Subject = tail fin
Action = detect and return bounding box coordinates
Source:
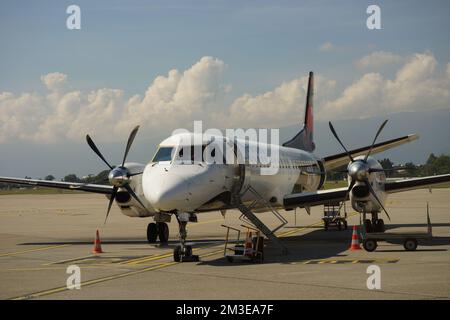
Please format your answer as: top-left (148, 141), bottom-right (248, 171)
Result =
top-left (282, 71), bottom-right (315, 151)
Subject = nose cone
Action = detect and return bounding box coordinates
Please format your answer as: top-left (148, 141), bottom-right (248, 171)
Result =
top-left (146, 174), bottom-right (189, 212)
top-left (348, 161), bottom-right (369, 181)
top-left (108, 167), bottom-right (129, 187)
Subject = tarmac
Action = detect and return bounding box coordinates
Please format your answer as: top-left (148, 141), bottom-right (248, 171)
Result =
top-left (0, 188), bottom-right (449, 300)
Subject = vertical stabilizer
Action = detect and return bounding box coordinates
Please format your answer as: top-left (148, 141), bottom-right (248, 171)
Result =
top-left (282, 71), bottom-right (315, 151)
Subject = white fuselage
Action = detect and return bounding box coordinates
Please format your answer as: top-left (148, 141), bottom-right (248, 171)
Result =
top-left (115, 132), bottom-right (324, 217)
top-left (114, 133), bottom-right (386, 218)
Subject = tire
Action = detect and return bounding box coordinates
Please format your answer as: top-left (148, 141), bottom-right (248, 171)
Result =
top-left (337, 221), bottom-right (342, 230)
top-left (363, 239), bottom-right (378, 252)
top-left (343, 220), bottom-right (348, 230)
top-left (404, 238), bottom-right (418, 251)
top-left (173, 245), bottom-right (181, 262)
top-left (147, 223), bottom-right (158, 243)
top-left (364, 219), bottom-right (373, 233)
top-left (324, 221), bottom-right (329, 231)
top-left (185, 245), bottom-right (193, 257)
top-left (158, 222), bottom-right (169, 243)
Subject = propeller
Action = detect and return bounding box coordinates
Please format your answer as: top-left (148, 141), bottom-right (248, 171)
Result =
top-left (328, 120), bottom-right (391, 221)
top-left (363, 178), bottom-right (391, 221)
top-left (328, 122), bottom-right (354, 162)
top-left (364, 119), bottom-right (388, 162)
top-left (86, 125), bottom-right (145, 224)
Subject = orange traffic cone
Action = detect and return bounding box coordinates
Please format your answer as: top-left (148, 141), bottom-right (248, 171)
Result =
top-left (244, 232), bottom-right (253, 257)
top-left (92, 229), bottom-right (103, 254)
top-left (349, 225), bottom-right (361, 250)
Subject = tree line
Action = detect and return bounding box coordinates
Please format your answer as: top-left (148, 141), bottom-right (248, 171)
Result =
top-left (0, 170), bottom-right (110, 190)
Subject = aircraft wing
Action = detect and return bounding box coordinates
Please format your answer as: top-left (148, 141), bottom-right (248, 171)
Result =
top-left (323, 134), bottom-right (419, 170)
top-left (283, 173), bottom-right (450, 208)
top-left (284, 187), bottom-right (348, 209)
top-left (0, 176), bottom-right (113, 195)
top-left (385, 174), bottom-right (450, 193)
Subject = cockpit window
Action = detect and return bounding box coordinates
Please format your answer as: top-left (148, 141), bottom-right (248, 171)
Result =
top-left (152, 147), bottom-right (174, 162)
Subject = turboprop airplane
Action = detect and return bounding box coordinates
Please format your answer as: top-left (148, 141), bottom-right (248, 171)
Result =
top-left (2, 72), bottom-right (450, 262)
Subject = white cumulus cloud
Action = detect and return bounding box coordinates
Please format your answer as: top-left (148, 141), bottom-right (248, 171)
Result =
top-left (321, 52), bottom-right (450, 120)
top-left (356, 51), bottom-right (404, 69)
top-left (1, 52), bottom-right (449, 144)
top-left (40, 72), bottom-right (68, 91)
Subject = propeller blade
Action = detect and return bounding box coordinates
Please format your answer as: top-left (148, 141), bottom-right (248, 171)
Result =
top-left (86, 134), bottom-right (114, 170)
top-left (105, 186), bottom-right (118, 224)
top-left (121, 125), bottom-right (140, 167)
top-left (364, 179), bottom-right (391, 221)
top-left (337, 178), bottom-right (355, 213)
top-left (128, 171), bottom-right (143, 177)
top-left (123, 184), bottom-right (147, 211)
top-left (364, 119), bottom-right (388, 162)
top-left (328, 122), bottom-right (354, 162)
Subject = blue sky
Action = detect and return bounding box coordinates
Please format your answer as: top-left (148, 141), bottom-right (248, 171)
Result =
top-left (0, 1), bottom-right (449, 178)
top-left (2, 0), bottom-right (449, 95)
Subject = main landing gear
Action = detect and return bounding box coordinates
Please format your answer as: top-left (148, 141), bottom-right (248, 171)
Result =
top-left (146, 222), bottom-right (169, 243)
top-left (363, 212), bottom-right (385, 233)
top-left (173, 213), bottom-right (199, 262)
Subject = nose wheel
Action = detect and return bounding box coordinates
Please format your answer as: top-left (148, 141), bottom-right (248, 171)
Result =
top-left (173, 214), bottom-right (199, 262)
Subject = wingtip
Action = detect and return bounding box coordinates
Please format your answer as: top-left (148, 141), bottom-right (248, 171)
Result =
top-left (408, 133), bottom-right (420, 141)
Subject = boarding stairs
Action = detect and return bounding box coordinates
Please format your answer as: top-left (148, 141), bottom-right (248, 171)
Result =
top-left (234, 185), bottom-right (289, 254)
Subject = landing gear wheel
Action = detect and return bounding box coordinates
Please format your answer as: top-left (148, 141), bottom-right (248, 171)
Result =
top-left (363, 239), bottom-right (378, 252)
top-left (403, 238), bottom-right (418, 251)
top-left (157, 222), bottom-right (169, 243)
top-left (173, 215), bottom-right (199, 262)
top-left (184, 245), bottom-right (193, 257)
top-left (364, 219), bottom-right (373, 233)
top-left (146, 223), bottom-right (157, 243)
top-left (173, 245), bottom-right (181, 262)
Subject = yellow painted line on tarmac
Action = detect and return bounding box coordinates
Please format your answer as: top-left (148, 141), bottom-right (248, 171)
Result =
top-left (9, 247), bottom-right (224, 300)
top-left (0, 266), bottom-right (109, 272)
top-left (44, 254), bottom-right (96, 266)
top-left (0, 244), bottom-right (70, 258)
top-left (119, 252), bottom-right (173, 265)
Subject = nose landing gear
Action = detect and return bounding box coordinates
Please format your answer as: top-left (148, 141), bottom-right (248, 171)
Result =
top-left (173, 213), bottom-right (199, 262)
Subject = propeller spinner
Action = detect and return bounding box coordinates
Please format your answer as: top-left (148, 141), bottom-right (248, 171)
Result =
top-left (86, 125), bottom-right (145, 224)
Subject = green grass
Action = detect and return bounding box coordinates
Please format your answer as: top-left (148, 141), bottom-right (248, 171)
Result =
top-left (323, 180), bottom-right (348, 189)
top-left (0, 188), bottom-right (84, 195)
top-left (434, 182), bottom-right (450, 189)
